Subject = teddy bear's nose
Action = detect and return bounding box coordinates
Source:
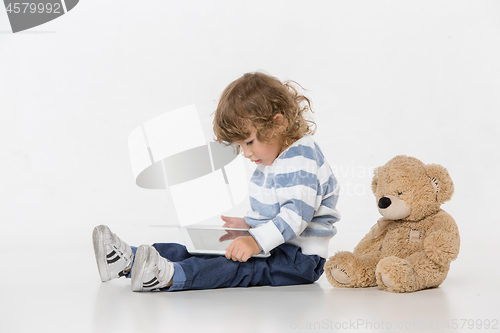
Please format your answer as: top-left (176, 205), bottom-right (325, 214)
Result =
top-left (378, 197), bottom-right (392, 209)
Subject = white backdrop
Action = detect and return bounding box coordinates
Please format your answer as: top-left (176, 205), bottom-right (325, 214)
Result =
top-left (2, 0), bottom-right (499, 243)
top-left (1, 0), bottom-right (499, 325)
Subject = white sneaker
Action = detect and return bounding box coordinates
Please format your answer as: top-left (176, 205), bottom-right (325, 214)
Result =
top-left (92, 225), bottom-right (134, 282)
top-left (131, 245), bottom-right (174, 292)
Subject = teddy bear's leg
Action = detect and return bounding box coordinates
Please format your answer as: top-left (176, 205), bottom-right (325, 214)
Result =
top-left (330, 266), bottom-right (351, 284)
top-left (376, 253), bottom-right (449, 293)
top-left (375, 257), bottom-right (417, 293)
top-left (325, 251), bottom-right (381, 288)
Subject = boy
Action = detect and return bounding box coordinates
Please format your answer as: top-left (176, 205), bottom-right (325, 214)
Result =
top-left (93, 72), bottom-right (340, 291)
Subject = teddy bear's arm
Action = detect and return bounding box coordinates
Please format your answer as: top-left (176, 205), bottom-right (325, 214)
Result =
top-left (353, 227), bottom-right (386, 255)
top-left (423, 213), bottom-right (460, 266)
top-left (353, 223), bottom-right (387, 256)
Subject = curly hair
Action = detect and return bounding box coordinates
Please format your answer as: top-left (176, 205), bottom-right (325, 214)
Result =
top-left (213, 72), bottom-right (316, 152)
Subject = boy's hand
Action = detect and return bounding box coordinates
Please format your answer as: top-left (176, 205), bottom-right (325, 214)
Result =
top-left (221, 215), bottom-right (250, 229)
top-left (225, 236), bottom-right (262, 262)
top-left (219, 230), bottom-right (250, 242)
top-left (219, 216), bottom-right (252, 242)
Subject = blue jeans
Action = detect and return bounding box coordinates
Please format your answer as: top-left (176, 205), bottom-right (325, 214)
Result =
top-left (129, 243), bottom-right (325, 291)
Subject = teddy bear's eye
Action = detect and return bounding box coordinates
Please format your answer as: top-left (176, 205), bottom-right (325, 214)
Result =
top-left (397, 191), bottom-right (403, 196)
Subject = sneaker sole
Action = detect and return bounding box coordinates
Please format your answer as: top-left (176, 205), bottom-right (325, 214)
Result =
top-left (131, 245), bottom-right (151, 292)
top-left (92, 225), bottom-right (111, 282)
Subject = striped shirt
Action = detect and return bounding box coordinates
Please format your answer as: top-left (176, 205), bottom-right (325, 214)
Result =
top-left (246, 135), bottom-right (340, 258)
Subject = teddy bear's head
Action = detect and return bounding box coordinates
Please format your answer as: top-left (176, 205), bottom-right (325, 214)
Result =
top-left (371, 155), bottom-right (454, 221)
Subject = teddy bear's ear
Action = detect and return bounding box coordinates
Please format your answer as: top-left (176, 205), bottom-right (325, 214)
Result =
top-left (371, 166), bottom-right (381, 194)
top-left (425, 164), bottom-right (454, 204)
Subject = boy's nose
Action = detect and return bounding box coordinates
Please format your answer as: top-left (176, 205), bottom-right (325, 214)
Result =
top-left (242, 148), bottom-right (252, 159)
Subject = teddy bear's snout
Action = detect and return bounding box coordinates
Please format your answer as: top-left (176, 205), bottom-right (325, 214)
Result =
top-left (378, 197), bottom-right (392, 209)
top-left (377, 194), bottom-right (411, 220)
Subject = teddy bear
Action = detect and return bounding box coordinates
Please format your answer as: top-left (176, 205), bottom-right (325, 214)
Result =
top-left (325, 155), bottom-right (460, 293)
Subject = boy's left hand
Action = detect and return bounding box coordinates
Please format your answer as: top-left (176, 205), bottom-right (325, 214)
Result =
top-left (225, 236), bottom-right (262, 262)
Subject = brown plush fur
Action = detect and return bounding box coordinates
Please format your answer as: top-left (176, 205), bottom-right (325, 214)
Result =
top-left (325, 155), bottom-right (460, 293)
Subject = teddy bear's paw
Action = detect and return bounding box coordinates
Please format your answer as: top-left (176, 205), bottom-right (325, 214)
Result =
top-left (376, 257), bottom-right (419, 293)
top-left (424, 231), bottom-right (460, 266)
top-left (330, 266), bottom-right (351, 284)
top-left (324, 251), bottom-right (378, 288)
top-left (324, 253), bottom-right (357, 287)
top-left (379, 272), bottom-right (395, 288)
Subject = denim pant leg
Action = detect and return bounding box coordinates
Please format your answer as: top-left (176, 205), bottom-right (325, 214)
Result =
top-left (151, 243), bottom-right (325, 291)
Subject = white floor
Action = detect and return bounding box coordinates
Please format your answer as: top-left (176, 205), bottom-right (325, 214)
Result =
top-left (1, 223), bottom-right (498, 333)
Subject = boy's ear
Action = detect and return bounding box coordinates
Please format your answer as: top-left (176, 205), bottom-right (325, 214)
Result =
top-left (273, 114), bottom-right (287, 130)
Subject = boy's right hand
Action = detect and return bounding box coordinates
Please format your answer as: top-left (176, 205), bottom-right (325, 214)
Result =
top-left (219, 216), bottom-right (251, 242)
top-left (220, 216), bottom-right (250, 229)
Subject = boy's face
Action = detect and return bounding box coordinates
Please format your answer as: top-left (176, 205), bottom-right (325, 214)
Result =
top-left (235, 129), bottom-right (283, 166)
